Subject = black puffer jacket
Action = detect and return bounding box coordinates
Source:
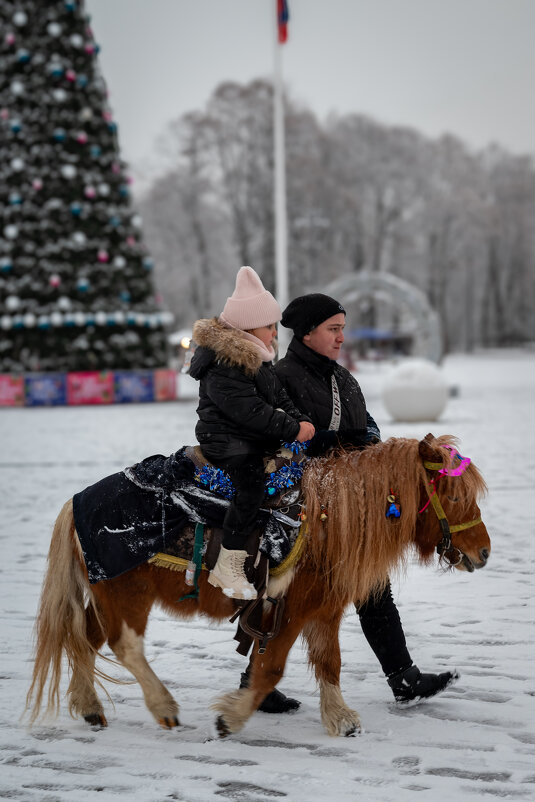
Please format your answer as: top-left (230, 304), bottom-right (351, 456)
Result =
top-left (189, 319), bottom-right (310, 460)
top-left (275, 336), bottom-right (380, 455)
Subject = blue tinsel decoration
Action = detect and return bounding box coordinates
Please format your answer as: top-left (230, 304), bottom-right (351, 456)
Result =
top-left (194, 441), bottom-right (309, 500)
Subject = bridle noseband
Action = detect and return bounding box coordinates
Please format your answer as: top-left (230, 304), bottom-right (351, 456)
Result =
top-left (421, 447), bottom-right (482, 566)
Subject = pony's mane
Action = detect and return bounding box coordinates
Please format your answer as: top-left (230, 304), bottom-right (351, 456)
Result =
top-left (300, 435), bottom-right (487, 607)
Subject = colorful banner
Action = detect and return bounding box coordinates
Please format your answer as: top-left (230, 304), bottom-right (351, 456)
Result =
top-left (154, 369), bottom-right (177, 401)
top-left (114, 371), bottom-right (155, 403)
top-left (67, 371), bottom-right (114, 405)
top-left (0, 375), bottom-right (25, 407)
top-left (25, 374), bottom-right (67, 406)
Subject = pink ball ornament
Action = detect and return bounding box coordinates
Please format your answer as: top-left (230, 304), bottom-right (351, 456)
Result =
top-left (126, 236), bottom-right (136, 247)
top-left (111, 162), bottom-right (121, 174)
top-left (32, 178), bottom-right (43, 190)
top-left (76, 131), bottom-right (88, 144)
top-left (97, 249), bottom-right (109, 263)
top-left (84, 185), bottom-right (96, 199)
top-left (5, 32), bottom-right (16, 46)
top-left (1, 108), bottom-right (9, 120)
top-left (66, 69), bottom-right (76, 82)
top-left (49, 274), bottom-right (61, 288)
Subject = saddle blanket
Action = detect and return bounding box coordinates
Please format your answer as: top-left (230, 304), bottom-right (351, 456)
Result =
top-left (73, 448), bottom-right (301, 584)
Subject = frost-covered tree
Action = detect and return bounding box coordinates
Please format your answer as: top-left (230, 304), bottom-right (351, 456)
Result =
top-left (0, 0), bottom-right (169, 372)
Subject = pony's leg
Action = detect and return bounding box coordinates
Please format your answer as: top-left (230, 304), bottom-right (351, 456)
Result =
top-left (302, 613), bottom-right (361, 737)
top-left (212, 614), bottom-right (304, 737)
top-left (67, 603), bottom-right (107, 727)
top-left (109, 620), bottom-right (180, 729)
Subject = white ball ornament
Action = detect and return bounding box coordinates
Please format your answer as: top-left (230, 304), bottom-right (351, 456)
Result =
top-left (382, 359), bottom-right (449, 422)
top-left (1, 315), bottom-right (13, 330)
top-left (13, 11), bottom-right (28, 26)
top-left (72, 231), bottom-right (86, 245)
top-left (6, 295), bottom-right (21, 311)
top-left (58, 296), bottom-right (72, 310)
top-left (4, 224), bottom-right (19, 239)
top-left (53, 88), bottom-right (67, 102)
top-left (10, 80), bottom-right (24, 95)
top-left (61, 164), bottom-right (77, 179)
top-left (131, 214), bottom-right (142, 228)
top-left (10, 157), bottom-right (25, 171)
top-left (23, 313), bottom-right (36, 328)
top-left (47, 22), bottom-right (62, 37)
top-left (113, 255), bottom-right (126, 269)
top-left (98, 183), bottom-right (110, 196)
top-left (95, 311), bottom-right (107, 326)
top-left (50, 311), bottom-right (63, 327)
top-left (70, 33), bottom-right (84, 48)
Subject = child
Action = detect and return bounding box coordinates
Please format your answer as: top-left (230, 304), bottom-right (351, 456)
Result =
top-left (189, 266), bottom-right (315, 600)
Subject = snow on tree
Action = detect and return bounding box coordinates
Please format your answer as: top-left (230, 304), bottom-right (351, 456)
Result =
top-left (0, 0), bottom-right (171, 372)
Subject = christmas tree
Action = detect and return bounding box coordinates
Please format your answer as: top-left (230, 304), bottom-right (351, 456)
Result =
top-left (0, 0), bottom-right (171, 373)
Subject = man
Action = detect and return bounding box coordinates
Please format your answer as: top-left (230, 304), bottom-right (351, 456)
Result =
top-left (241, 293), bottom-right (457, 713)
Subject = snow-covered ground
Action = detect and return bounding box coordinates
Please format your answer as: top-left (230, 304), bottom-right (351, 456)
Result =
top-left (1, 349), bottom-right (534, 802)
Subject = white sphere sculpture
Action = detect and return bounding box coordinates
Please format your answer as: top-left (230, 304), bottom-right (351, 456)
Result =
top-left (382, 359), bottom-right (448, 422)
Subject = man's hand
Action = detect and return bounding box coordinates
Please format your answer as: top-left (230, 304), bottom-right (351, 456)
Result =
top-left (296, 421), bottom-right (315, 442)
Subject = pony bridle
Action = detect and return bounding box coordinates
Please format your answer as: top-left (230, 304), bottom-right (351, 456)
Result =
top-left (421, 445), bottom-right (482, 567)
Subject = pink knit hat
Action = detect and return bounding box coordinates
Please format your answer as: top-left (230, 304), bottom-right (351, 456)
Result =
top-left (219, 266), bottom-right (281, 330)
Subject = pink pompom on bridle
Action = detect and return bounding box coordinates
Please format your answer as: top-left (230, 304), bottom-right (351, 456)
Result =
top-left (438, 444), bottom-right (471, 476)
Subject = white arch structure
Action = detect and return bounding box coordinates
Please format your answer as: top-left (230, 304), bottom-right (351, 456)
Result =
top-left (324, 271), bottom-right (442, 363)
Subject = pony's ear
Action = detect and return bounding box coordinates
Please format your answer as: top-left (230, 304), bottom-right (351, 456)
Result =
top-left (418, 435), bottom-right (438, 464)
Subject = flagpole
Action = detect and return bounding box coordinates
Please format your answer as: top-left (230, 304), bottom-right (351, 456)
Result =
top-left (273, 1), bottom-right (289, 356)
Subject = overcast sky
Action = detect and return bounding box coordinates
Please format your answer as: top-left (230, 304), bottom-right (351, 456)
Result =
top-left (86, 0), bottom-right (534, 188)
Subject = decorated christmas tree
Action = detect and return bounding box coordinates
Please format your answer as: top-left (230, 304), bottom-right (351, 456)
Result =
top-left (0, 0), bottom-right (171, 373)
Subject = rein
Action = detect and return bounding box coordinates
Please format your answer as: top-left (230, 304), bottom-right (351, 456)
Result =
top-left (421, 454), bottom-right (482, 566)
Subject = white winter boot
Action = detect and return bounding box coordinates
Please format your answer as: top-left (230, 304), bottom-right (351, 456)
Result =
top-left (208, 546), bottom-right (257, 600)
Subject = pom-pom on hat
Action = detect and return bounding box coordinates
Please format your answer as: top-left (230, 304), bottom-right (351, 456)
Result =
top-left (281, 293), bottom-right (346, 339)
top-left (220, 266), bottom-right (281, 331)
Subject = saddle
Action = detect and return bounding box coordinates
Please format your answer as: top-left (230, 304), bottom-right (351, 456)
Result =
top-left (149, 445), bottom-right (307, 654)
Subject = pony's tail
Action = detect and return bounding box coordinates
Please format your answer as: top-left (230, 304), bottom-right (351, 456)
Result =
top-left (25, 499), bottom-right (98, 725)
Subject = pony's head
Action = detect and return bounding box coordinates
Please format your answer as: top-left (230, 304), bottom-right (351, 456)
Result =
top-left (300, 433), bottom-right (490, 607)
top-left (415, 433), bottom-right (490, 572)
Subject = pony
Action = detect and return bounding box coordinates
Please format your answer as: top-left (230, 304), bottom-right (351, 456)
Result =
top-left (26, 434), bottom-right (490, 738)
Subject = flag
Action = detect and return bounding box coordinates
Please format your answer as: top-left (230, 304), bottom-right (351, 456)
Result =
top-left (277, 0), bottom-right (289, 44)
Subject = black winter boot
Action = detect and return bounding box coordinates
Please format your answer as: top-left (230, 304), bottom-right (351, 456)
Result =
top-left (387, 665), bottom-right (459, 705)
top-left (240, 669), bottom-right (301, 714)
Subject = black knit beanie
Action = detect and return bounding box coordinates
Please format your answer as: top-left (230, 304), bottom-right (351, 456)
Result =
top-left (281, 294), bottom-right (346, 339)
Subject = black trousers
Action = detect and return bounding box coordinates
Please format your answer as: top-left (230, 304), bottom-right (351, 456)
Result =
top-left (208, 453), bottom-right (266, 551)
top-left (356, 582), bottom-right (412, 677)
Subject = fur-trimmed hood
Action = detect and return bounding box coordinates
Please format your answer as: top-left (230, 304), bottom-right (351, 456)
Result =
top-left (190, 317), bottom-right (265, 378)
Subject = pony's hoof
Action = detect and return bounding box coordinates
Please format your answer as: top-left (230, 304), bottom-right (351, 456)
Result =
top-left (344, 722), bottom-right (361, 737)
top-left (84, 713), bottom-right (107, 728)
top-left (158, 716), bottom-right (180, 729)
top-left (215, 715), bottom-right (231, 738)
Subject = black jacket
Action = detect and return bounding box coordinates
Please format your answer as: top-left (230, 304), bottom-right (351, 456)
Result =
top-left (275, 336), bottom-right (380, 455)
top-left (189, 318), bottom-right (310, 460)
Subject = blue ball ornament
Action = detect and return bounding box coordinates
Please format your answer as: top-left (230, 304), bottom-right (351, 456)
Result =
top-left (77, 74), bottom-right (88, 88)
top-left (9, 192), bottom-right (22, 205)
top-left (10, 119), bottom-right (22, 133)
top-left (0, 259), bottom-right (13, 273)
top-left (53, 128), bottom-right (66, 142)
top-left (65, 1), bottom-right (77, 10)
top-left (77, 277), bottom-right (90, 292)
top-left (90, 144), bottom-right (101, 157)
top-left (17, 48), bottom-right (30, 63)
top-left (120, 290), bottom-right (131, 302)
top-left (70, 201), bottom-right (82, 216)
top-left (143, 257), bottom-right (154, 271)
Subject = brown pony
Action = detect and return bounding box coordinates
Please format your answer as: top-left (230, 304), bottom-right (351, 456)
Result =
top-left (26, 434), bottom-right (490, 738)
